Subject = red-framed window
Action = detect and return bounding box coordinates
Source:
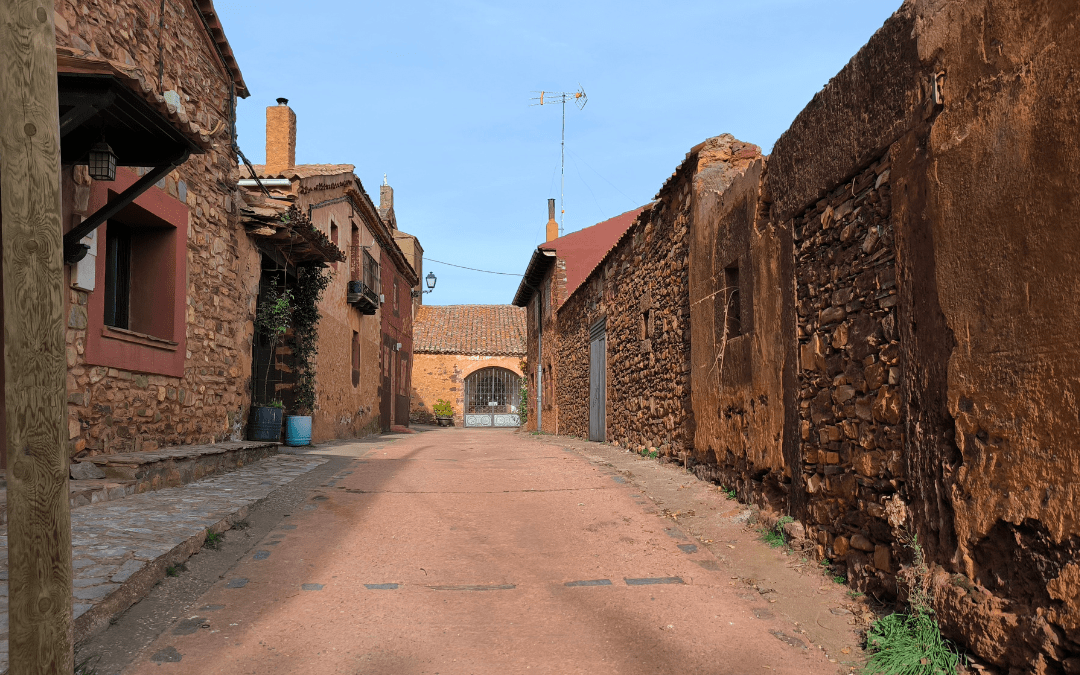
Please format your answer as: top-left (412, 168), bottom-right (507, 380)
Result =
top-left (83, 167), bottom-right (188, 377)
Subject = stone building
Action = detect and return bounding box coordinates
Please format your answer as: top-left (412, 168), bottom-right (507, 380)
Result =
top-left (691, 2), bottom-right (1080, 669)
top-left (242, 101), bottom-right (420, 440)
top-left (513, 200), bottom-right (644, 433)
top-left (12, 0), bottom-right (259, 466)
top-left (556, 137), bottom-right (760, 453)
top-left (410, 305), bottom-right (526, 427)
top-left (536, 0), bottom-right (1080, 670)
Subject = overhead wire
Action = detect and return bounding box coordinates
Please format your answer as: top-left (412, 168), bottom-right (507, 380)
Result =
top-left (426, 257), bottom-right (523, 276)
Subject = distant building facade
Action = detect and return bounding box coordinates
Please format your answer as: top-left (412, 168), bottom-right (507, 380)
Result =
top-left (411, 305), bottom-right (525, 427)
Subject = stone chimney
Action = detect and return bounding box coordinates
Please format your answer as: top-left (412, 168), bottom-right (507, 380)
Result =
top-left (265, 97), bottom-right (296, 175)
top-left (546, 198), bottom-right (559, 241)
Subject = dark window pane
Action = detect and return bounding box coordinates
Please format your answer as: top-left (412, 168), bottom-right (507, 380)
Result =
top-left (104, 224), bottom-right (131, 330)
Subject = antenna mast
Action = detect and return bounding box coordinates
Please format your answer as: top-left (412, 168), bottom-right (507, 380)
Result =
top-left (531, 87), bottom-right (587, 237)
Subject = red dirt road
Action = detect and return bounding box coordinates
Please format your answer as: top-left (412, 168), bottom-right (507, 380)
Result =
top-left (124, 428), bottom-right (838, 674)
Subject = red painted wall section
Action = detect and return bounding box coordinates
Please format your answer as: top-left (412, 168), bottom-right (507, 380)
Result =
top-left (83, 167), bottom-right (188, 377)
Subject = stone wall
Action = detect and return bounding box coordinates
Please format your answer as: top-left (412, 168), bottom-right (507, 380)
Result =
top-left (410, 354), bottom-right (523, 426)
top-left (683, 1), bottom-right (1080, 670)
top-left (687, 144), bottom-right (797, 514)
top-left (524, 257), bottom-right (562, 433)
top-left (57, 0), bottom-right (257, 456)
top-left (555, 150), bottom-right (707, 454)
top-left (793, 154), bottom-right (900, 594)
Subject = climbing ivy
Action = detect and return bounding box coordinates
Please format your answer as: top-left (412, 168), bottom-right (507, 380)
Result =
top-left (290, 265), bottom-right (333, 415)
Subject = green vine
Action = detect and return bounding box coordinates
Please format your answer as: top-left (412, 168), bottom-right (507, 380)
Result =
top-left (254, 279), bottom-right (293, 405)
top-left (290, 265), bottom-right (332, 415)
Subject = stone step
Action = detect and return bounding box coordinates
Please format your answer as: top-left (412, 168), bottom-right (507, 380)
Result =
top-left (0, 453), bottom-right (330, 672)
top-left (0, 441), bottom-right (278, 525)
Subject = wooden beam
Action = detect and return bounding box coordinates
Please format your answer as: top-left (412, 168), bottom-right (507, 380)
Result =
top-left (0, 3), bottom-right (74, 674)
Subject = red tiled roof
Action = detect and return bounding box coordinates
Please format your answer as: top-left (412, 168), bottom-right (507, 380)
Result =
top-left (540, 206), bottom-right (647, 298)
top-left (414, 305), bottom-right (526, 356)
top-left (249, 164), bottom-right (355, 180)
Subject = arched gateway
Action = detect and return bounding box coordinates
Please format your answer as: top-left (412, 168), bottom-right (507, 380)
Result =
top-left (463, 367), bottom-right (521, 427)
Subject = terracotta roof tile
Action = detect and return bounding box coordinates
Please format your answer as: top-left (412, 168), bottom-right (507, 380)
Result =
top-left (540, 206), bottom-right (647, 298)
top-left (249, 164), bottom-right (356, 180)
top-left (414, 305), bottom-right (526, 356)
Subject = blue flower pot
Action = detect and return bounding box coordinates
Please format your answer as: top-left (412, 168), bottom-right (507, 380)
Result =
top-left (284, 415), bottom-right (312, 446)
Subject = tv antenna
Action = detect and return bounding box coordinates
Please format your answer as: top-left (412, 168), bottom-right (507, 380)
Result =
top-left (531, 87), bottom-right (587, 237)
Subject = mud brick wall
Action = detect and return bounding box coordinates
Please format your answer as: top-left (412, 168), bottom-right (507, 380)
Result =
top-left (794, 155), bottom-right (901, 596)
top-left (556, 162), bottom-right (698, 453)
top-left (687, 138), bottom-right (799, 516)
top-left (57, 0), bottom-right (259, 454)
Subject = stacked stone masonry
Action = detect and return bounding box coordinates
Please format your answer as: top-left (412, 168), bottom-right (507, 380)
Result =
top-left (794, 154), bottom-right (902, 594)
top-left (538, 1), bottom-right (1080, 671)
top-left (56, 0), bottom-right (258, 457)
top-left (556, 172), bottom-right (695, 454)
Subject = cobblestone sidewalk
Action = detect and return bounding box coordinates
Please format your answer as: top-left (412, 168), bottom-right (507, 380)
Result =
top-left (0, 453), bottom-right (328, 671)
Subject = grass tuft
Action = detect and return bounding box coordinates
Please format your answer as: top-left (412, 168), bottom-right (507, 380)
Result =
top-left (864, 612), bottom-right (960, 675)
top-left (204, 530), bottom-right (223, 550)
top-left (863, 531), bottom-right (963, 675)
top-left (761, 516), bottom-right (795, 549)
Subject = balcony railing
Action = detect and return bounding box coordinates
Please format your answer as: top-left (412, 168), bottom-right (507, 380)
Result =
top-left (348, 246), bottom-right (380, 314)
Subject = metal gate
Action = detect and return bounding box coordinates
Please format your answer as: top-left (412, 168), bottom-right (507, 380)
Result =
top-left (589, 318), bottom-right (606, 442)
top-left (464, 367), bottom-right (521, 427)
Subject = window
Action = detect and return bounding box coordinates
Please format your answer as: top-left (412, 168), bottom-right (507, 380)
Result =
top-left (84, 167), bottom-right (187, 377)
top-left (641, 308), bottom-right (651, 339)
top-left (330, 221), bottom-right (339, 270)
top-left (351, 330), bottom-right (360, 387)
top-left (393, 276), bottom-right (399, 315)
top-left (723, 264), bottom-right (742, 338)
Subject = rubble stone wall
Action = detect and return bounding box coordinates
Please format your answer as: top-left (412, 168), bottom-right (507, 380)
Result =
top-left (686, 1), bottom-right (1080, 670)
top-left (688, 148), bottom-right (799, 515)
top-left (524, 258), bottom-right (562, 434)
top-left (555, 160), bottom-right (700, 453)
top-left (793, 154), bottom-right (900, 594)
top-left (58, 0), bottom-right (258, 455)
top-left (410, 354), bottom-right (523, 426)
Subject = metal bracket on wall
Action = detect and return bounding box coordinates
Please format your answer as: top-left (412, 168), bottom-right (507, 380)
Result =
top-left (63, 149), bottom-right (190, 264)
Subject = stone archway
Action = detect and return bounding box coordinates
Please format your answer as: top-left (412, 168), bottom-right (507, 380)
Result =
top-left (463, 366), bottom-right (521, 427)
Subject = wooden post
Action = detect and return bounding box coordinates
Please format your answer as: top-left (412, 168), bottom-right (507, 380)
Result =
top-left (0, 2), bottom-right (74, 674)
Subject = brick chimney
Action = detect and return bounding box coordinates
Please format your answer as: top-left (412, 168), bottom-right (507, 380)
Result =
top-left (380, 182), bottom-right (393, 217)
top-left (379, 177), bottom-right (396, 229)
top-left (265, 97), bottom-right (296, 175)
top-left (546, 198), bottom-right (559, 241)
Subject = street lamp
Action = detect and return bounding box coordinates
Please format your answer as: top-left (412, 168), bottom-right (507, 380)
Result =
top-left (413, 271), bottom-right (437, 297)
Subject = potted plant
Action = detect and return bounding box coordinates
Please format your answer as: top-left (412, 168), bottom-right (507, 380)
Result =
top-left (249, 280), bottom-right (293, 441)
top-left (434, 399), bottom-right (454, 426)
top-left (285, 265), bottom-right (332, 446)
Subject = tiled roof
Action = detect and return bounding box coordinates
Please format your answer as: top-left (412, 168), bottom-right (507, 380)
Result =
top-left (249, 164), bottom-right (356, 180)
top-left (540, 206), bottom-right (647, 298)
top-left (414, 305), bottom-right (526, 356)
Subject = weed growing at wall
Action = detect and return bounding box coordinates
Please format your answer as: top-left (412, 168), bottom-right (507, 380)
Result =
top-left (863, 532), bottom-right (962, 675)
top-left (761, 516), bottom-right (795, 549)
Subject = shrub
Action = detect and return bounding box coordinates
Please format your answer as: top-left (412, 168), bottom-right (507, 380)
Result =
top-left (433, 399), bottom-right (454, 417)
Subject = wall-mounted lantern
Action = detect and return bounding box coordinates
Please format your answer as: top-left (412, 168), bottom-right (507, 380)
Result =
top-left (87, 141), bottom-right (117, 181)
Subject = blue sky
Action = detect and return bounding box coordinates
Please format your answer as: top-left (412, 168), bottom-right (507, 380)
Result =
top-left (217, 0), bottom-right (901, 305)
